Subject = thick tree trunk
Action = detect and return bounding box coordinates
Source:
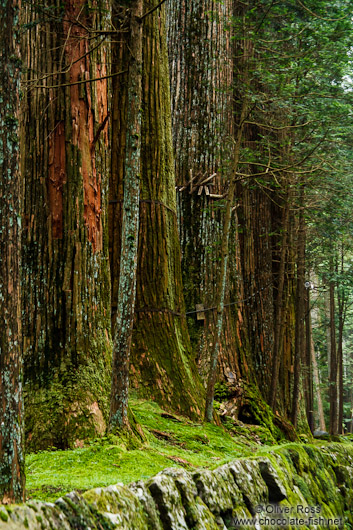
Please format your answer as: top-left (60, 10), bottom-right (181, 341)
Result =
top-left (21, 0), bottom-right (112, 450)
top-left (205, 100), bottom-right (247, 421)
top-left (110, 0), bottom-right (205, 419)
top-left (109, 0), bottom-right (143, 433)
top-left (0, 0), bottom-right (25, 504)
top-left (167, 0), bottom-right (240, 385)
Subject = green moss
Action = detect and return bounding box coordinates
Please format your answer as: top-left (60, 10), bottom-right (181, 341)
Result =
top-left (214, 382), bottom-right (231, 402)
top-left (0, 510), bottom-right (8, 522)
top-left (24, 395), bottom-right (353, 530)
top-left (239, 383), bottom-right (286, 441)
top-left (294, 475), bottom-right (312, 500)
top-left (26, 398), bottom-right (256, 502)
top-left (25, 355), bottom-right (112, 452)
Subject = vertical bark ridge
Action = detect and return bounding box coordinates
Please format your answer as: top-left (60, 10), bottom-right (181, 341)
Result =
top-left (110, 0), bottom-right (205, 419)
top-left (21, 0), bottom-right (112, 450)
top-left (109, 0), bottom-right (143, 433)
top-left (131, 0), bottom-right (204, 418)
top-left (167, 0), bottom-right (242, 386)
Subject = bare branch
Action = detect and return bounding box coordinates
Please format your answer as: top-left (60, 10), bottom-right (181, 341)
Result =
top-left (297, 0), bottom-right (349, 21)
top-left (32, 69), bottom-right (128, 90)
top-left (244, 119), bottom-right (314, 131)
top-left (140, 0), bottom-right (168, 21)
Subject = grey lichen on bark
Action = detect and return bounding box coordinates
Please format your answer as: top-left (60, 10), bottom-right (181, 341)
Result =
top-left (0, 0), bottom-right (25, 503)
top-left (109, 0), bottom-right (143, 433)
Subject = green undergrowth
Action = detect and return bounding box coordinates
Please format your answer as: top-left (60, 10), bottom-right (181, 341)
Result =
top-left (25, 397), bottom-right (348, 504)
top-left (26, 398), bottom-right (257, 502)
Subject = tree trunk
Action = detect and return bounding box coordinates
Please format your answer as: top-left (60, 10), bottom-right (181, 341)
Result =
top-left (205, 100), bottom-right (247, 421)
top-left (110, 0), bottom-right (205, 419)
top-left (337, 314), bottom-right (343, 434)
top-left (292, 189), bottom-right (305, 428)
top-left (21, 0), bottom-right (112, 450)
top-left (329, 255), bottom-right (338, 435)
top-left (270, 199), bottom-right (289, 410)
top-left (311, 334), bottom-right (326, 432)
top-left (350, 386), bottom-right (353, 434)
top-left (109, 0), bottom-right (143, 433)
top-left (0, 0), bottom-right (25, 504)
top-left (337, 245), bottom-right (345, 434)
top-left (167, 0), bottom-right (240, 385)
top-left (324, 285), bottom-right (332, 377)
top-left (305, 288), bottom-right (314, 433)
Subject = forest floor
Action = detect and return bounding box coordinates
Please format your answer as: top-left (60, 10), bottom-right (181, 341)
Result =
top-left (25, 397), bottom-right (353, 503)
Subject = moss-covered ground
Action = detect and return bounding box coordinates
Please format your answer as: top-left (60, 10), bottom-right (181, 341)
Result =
top-left (25, 397), bottom-right (353, 503)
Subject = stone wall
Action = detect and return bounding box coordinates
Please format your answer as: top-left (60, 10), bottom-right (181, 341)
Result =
top-left (1, 443), bottom-right (352, 529)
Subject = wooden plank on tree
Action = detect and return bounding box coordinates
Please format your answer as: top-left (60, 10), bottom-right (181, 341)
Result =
top-left (196, 304), bottom-right (205, 320)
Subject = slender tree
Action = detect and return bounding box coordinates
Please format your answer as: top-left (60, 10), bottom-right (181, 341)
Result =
top-left (329, 254), bottom-right (338, 435)
top-left (109, 0), bottom-right (143, 433)
top-left (305, 286), bottom-right (314, 432)
top-left (205, 99), bottom-right (247, 421)
top-left (292, 188), bottom-right (306, 428)
top-left (270, 197), bottom-right (290, 410)
top-left (311, 334), bottom-right (326, 432)
top-left (0, 0), bottom-right (25, 503)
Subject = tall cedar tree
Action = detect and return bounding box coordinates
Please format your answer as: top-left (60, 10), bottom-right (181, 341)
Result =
top-left (167, 0), bottom-right (246, 386)
top-left (0, 0), bottom-right (25, 503)
top-left (109, 0), bottom-right (205, 419)
top-left (21, 0), bottom-right (112, 450)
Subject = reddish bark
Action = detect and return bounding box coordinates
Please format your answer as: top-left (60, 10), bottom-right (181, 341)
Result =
top-left (48, 121), bottom-right (66, 239)
top-left (63, 0), bottom-right (108, 252)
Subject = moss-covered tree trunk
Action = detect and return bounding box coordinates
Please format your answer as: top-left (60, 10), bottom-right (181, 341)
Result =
top-left (109, 0), bottom-right (143, 433)
top-left (167, 0), bottom-right (244, 386)
top-left (0, 0), bottom-right (25, 503)
top-left (110, 0), bottom-right (204, 420)
top-left (21, 0), bottom-right (112, 450)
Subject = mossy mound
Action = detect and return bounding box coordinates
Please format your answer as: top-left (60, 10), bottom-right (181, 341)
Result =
top-left (216, 382), bottom-right (297, 444)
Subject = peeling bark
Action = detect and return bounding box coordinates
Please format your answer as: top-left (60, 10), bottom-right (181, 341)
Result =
top-left (21, 0), bottom-right (112, 450)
